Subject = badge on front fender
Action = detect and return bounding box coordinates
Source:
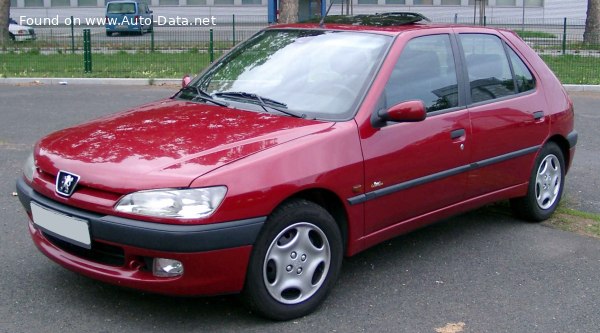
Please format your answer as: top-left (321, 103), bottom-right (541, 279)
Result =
top-left (55, 170), bottom-right (80, 197)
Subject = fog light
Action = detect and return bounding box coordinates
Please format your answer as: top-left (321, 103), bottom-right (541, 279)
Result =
top-left (153, 258), bottom-right (184, 277)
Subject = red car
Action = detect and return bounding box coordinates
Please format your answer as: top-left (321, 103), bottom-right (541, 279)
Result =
top-left (17, 13), bottom-right (576, 320)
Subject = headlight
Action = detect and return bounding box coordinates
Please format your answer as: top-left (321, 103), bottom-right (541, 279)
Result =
top-left (115, 186), bottom-right (227, 219)
top-left (23, 152), bottom-right (35, 183)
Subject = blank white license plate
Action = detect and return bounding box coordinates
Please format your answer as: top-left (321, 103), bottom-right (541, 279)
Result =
top-left (31, 202), bottom-right (91, 249)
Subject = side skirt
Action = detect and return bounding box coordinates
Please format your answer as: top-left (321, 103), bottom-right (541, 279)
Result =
top-left (357, 182), bottom-right (528, 253)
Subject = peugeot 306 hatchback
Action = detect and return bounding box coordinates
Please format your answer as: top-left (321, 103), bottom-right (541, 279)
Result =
top-left (17, 13), bottom-right (577, 320)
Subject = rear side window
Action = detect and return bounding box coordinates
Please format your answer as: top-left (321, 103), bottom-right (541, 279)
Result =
top-left (460, 34), bottom-right (515, 104)
top-left (507, 47), bottom-right (535, 93)
top-left (384, 34), bottom-right (459, 113)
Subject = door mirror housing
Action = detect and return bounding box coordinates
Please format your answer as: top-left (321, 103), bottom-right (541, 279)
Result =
top-left (372, 100), bottom-right (426, 128)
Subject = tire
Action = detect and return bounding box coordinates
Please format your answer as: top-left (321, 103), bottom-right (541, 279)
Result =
top-left (244, 199), bottom-right (343, 320)
top-left (9, 33), bottom-right (15, 41)
top-left (511, 142), bottom-right (565, 222)
top-left (106, 31), bottom-right (113, 37)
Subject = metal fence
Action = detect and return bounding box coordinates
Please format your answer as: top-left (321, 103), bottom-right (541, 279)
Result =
top-left (1, 15), bottom-right (268, 78)
top-left (2, 15), bottom-right (600, 84)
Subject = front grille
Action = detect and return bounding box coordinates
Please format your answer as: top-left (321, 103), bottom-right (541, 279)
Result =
top-left (42, 232), bottom-right (125, 267)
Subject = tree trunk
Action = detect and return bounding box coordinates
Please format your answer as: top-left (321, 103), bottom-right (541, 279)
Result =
top-left (0, 0), bottom-right (11, 46)
top-left (279, 0), bottom-right (299, 24)
top-left (584, 0), bottom-right (600, 44)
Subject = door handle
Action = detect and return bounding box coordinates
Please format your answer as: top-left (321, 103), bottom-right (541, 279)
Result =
top-left (533, 111), bottom-right (544, 120)
top-left (450, 128), bottom-right (465, 140)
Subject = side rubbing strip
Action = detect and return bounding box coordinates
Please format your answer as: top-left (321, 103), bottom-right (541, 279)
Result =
top-left (347, 145), bottom-right (540, 205)
top-left (470, 146), bottom-right (540, 169)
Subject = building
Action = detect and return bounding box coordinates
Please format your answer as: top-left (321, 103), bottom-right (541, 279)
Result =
top-left (10, 0), bottom-right (587, 22)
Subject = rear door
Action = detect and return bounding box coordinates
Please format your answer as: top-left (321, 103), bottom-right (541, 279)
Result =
top-left (455, 31), bottom-right (549, 198)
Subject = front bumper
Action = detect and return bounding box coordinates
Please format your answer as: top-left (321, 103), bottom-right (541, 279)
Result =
top-left (17, 177), bottom-right (266, 295)
top-left (13, 33), bottom-right (36, 41)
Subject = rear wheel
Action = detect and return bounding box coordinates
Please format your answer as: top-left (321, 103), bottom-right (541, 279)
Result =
top-left (511, 142), bottom-right (565, 222)
top-left (106, 31), bottom-right (113, 37)
top-left (244, 199), bottom-right (343, 320)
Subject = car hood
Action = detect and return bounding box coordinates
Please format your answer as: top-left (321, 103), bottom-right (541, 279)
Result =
top-left (9, 23), bottom-right (31, 32)
top-left (35, 99), bottom-right (332, 193)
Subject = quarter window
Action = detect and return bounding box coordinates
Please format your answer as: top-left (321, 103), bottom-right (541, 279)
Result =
top-left (384, 34), bottom-right (459, 113)
top-left (460, 34), bottom-right (515, 104)
top-left (507, 47), bottom-right (535, 93)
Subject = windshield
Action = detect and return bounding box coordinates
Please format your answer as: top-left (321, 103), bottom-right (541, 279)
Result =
top-left (190, 29), bottom-right (392, 120)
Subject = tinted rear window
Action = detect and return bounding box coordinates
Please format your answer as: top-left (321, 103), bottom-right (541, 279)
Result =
top-left (107, 3), bottom-right (136, 14)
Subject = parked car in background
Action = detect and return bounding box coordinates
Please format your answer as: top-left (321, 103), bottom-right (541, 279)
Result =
top-left (17, 13), bottom-right (576, 321)
top-left (9, 18), bottom-right (36, 41)
top-left (105, 0), bottom-right (153, 36)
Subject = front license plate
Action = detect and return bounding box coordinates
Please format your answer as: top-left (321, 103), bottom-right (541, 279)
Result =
top-left (31, 202), bottom-right (91, 249)
top-left (117, 25), bottom-right (128, 30)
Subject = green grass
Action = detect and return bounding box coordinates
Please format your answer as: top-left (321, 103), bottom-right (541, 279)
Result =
top-left (1, 50), bottom-right (600, 84)
top-left (540, 54), bottom-right (600, 85)
top-left (0, 51), bottom-right (222, 78)
top-left (548, 206), bottom-right (600, 238)
top-left (516, 30), bottom-right (557, 39)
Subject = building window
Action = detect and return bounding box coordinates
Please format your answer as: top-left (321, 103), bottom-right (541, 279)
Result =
top-left (242, 0), bottom-right (262, 4)
top-left (496, 0), bottom-right (516, 6)
top-left (10, 0), bottom-right (17, 6)
top-left (51, 0), bottom-right (70, 6)
top-left (24, 0), bottom-right (43, 5)
top-left (78, 0), bottom-right (97, 6)
top-left (214, 0), bottom-right (234, 4)
top-left (413, 0), bottom-right (433, 4)
top-left (357, 0), bottom-right (378, 4)
top-left (159, 0), bottom-right (178, 4)
top-left (441, 0), bottom-right (461, 5)
top-left (525, 0), bottom-right (543, 6)
top-left (468, 0), bottom-right (488, 5)
top-left (187, 0), bottom-right (207, 4)
top-left (386, 0), bottom-right (405, 4)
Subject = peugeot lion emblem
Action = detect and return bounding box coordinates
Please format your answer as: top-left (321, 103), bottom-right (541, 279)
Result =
top-left (56, 171), bottom-right (80, 197)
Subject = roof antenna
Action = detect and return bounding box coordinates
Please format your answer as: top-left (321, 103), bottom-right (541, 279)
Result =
top-left (319, 0), bottom-right (337, 28)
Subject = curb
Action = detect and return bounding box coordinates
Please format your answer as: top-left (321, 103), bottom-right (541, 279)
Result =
top-left (1, 78), bottom-right (599, 92)
top-left (562, 84), bottom-right (600, 92)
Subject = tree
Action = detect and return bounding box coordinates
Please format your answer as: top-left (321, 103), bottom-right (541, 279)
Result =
top-left (0, 0), bottom-right (10, 45)
top-left (279, 0), bottom-right (299, 24)
top-left (584, 0), bottom-right (600, 44)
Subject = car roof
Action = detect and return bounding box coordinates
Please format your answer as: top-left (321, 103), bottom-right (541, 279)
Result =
top-left (268, 13), bottom-right (511, 36)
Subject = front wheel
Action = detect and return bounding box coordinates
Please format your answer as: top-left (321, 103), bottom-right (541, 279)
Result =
top-left (244, 199), bottom-right (343, 320)
top-left (511, 142), bottom-right (565, 222)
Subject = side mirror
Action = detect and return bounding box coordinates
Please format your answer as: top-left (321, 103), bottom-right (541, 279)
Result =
top-left (372, 100), bottom-right (426, 128)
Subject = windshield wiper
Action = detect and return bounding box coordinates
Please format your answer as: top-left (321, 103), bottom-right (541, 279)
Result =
top-left (176, 85), bottom-right (229, 107)
top-left (214, 92), bottom-right (307, 119)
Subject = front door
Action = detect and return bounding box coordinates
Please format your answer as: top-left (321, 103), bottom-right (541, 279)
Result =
top-left (358, 33), bottom-right (471, 237)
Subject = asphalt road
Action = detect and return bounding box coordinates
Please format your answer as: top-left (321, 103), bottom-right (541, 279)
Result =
top-left (0, 85), bottom-right (599, 332)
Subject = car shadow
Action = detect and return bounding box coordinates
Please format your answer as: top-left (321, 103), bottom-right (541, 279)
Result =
top-left (42, 203), bottom-right (526, 327)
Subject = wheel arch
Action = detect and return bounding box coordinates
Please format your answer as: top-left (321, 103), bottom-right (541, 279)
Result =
top-left (276, 188), bottom-right (350, 252)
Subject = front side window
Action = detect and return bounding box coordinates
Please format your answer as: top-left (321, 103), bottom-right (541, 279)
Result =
top-left (460, 34), bottom-right (515, 104)
top-left (192, 29), bottom-right (391, 120)
top-left (384, 34), bottom-right (459, 113)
